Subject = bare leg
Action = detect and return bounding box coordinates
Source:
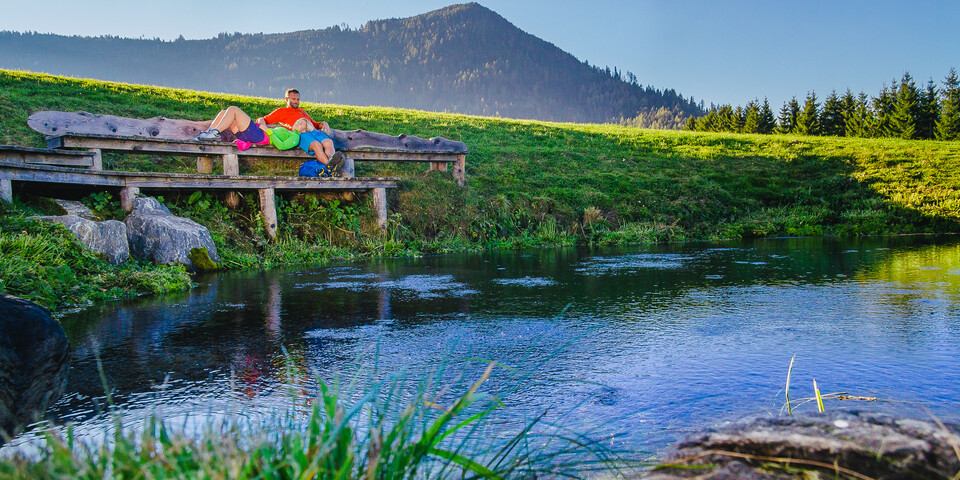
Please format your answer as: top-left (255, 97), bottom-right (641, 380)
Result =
top-left (209, 106), bottom-right (253, 134)
top-left (320, 139), bottom-right (336, 161)
top-left (309, 140), bottom-right (330, 164)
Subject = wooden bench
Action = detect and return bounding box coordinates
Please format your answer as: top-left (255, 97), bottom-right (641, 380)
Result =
top-left (30, 111), bottom-right (469, 186)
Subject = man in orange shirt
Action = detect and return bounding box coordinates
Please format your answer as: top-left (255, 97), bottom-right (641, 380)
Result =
top-left (257, 88), bottom-right (344, 173)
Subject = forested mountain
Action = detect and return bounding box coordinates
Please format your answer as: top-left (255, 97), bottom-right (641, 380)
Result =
top-left (0, 3), bottom-right (702, 126)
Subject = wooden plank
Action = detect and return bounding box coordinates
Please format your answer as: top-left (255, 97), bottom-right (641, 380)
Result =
top-left (259, 188), bottom-right (277, 241)
top-left (29, 111), bottom-right (212, 140)
top-left (29, 111), bottom-right (469, 154)
top-left (0, 145), bottom-right (95, 167)
top-left (0, 161), bottom-right (399, 191)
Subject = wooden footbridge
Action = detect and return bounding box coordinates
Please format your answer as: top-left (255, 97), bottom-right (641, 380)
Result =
top-left (0, 111), bottom-right (469, 240)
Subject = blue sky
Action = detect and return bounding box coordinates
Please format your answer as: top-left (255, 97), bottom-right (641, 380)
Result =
top-left (2, 0), bottom-right (958, 110)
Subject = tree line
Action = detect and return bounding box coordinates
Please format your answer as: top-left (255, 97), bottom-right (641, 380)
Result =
top-left (685, 69), bottom-right (960, 141)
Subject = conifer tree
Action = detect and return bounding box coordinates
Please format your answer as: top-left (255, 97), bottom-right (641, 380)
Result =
top-left (844, 92), bottom-right (873, 138)
top-left (890, 72), bottom-right (919, 139)
top-left (916, 79), bottom-right (939, 139)
top-left (796, 92), bottom-right (820, 136)
top-left (742, 100), bottom-right (761, 133)
top-left (758, 98), bottom-right (777, 134)
top-left (820, 90), bottom-right (845, 136)
top-left (936, 67), bottom-right (960, 141)
top-left (873, 82), bottom-right (897, 138)
top-left (778, 97), bottom-right (800, 134)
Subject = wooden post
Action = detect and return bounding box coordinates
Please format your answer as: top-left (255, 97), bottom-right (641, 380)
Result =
top-left (259, 188), bottom-right (277, 241)
top-left (371, 187), bottom-right (387, 231)
top-left (90, 148), bottom-right (103, 171)
top-left (223, 154), bottom-right (240, 208)
top-left (453, 154), bottom-right (465, 187)
top-left (341, 156), bottom-right (356, 179)
top-left (429, 162), bottom-right (448, 172)
top-left (120, 186), bottom-right (139, 211)
top-left (197, 156), bottom-right (214, 174)
top-left (0, 177), bottom-right (12, 203)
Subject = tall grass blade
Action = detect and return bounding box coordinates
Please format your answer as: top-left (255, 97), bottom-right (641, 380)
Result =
top-left (785, 354), bottom-right (796, 415)
top-left (814, 379), bottom-right (825, 413)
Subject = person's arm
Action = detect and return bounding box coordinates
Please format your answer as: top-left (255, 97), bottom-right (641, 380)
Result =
top-left (298, 109), bottom-right (323, 130)
top-left (260, 108), bottom-right (283, 127)
top-left (270, 128), bottom-right (301, 150)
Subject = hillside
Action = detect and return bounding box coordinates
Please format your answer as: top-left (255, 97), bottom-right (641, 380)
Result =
top-left (3, 71), bottom-right (960, 309)
top-left (0, 3), bottom-right (700, 127)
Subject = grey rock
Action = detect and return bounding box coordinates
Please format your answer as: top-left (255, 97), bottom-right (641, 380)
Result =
top-left (124, 197), bottom-right (219, 269)
top-left (52, 199), bottom-right (97, 220)
top-left (0, 295), bottom-right (71, 443)
top-left (644, 411), bottom-right (960, 479)
top-left (33, 215), bottom-right (130, 265)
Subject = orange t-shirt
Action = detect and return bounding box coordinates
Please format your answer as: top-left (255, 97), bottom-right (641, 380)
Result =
top-left (263, 107), bottom-right (321, 130)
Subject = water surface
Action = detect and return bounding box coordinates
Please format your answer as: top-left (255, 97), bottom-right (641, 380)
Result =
top-left (8, 236), bottom-right (960, 454)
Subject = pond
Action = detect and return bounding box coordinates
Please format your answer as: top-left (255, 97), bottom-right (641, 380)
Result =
top-left (6, 236), bottom-right (960, 456)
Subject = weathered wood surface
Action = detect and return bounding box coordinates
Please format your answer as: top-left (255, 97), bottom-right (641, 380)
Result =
top-left (46, 134), bottom-right (464, 162)
top-left (0, 161), bottom-right (399, 190)
top-left (29, 111), bottom-right (469, 153)
top-left (29, 111), bottom-right (215, 140)
top-left (0, 144), bottom-right (95, 167)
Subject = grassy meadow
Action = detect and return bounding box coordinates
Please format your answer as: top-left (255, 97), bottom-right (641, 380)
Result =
top-left (3, 69), bottom-right (960, 310)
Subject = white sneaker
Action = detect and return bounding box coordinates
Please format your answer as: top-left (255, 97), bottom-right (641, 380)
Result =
top-left (195, 129), bottom-right (221, 141)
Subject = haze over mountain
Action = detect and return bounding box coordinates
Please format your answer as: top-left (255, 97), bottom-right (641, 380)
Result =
top-left (0, 3), bottom-right (702, 127)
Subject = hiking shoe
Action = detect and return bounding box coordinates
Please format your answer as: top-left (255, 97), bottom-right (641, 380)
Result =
top-left (195, 128), bottom-right (221, 141)
top-left (327, 151), bottom-right (345, 175)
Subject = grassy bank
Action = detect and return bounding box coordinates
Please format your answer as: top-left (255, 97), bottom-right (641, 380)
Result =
top-left (3, 70), bottom-right (960, 310)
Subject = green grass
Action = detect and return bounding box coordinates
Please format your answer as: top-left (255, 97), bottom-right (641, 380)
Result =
top-left (3, 69), bottom-right (960, 309)
top-left (0, 199), bottom-right (192, 310)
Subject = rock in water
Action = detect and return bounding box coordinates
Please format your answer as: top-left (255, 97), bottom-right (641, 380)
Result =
top-left (124, 197), bottom-right (220, 270)
top-left (0, 296), bottom-right (71, 443)
top-left (34, 215), bottom-right (130, 265)
top-left (644, 411), bottom-right (960, 479)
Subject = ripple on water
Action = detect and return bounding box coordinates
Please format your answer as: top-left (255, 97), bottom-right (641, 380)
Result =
top-left (491, 276), bottom-right (557, 287)
top-left (574, 253), bottom-right (693, 275)
top-left (297, 274), bottom-right (476, 299)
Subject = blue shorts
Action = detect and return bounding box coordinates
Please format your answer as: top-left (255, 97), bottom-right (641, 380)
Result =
top-left (235, 120), bottom-right (266, 143)
top-left (298, 130), bottom-right (332, 155)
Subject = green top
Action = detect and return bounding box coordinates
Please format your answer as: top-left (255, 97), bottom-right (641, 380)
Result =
top-left (266, 127), bottom-right (300, 150)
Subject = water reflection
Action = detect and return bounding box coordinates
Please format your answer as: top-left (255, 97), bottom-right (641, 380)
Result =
top-left (6, 236), bottom-right (960, 455)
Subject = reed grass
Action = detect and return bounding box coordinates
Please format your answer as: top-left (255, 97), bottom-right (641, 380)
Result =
top-left (0, 360), bottom-right (635, 479)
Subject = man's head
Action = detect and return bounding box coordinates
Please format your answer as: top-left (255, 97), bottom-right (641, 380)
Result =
top-left (285, 88), bottom-right (300, 109)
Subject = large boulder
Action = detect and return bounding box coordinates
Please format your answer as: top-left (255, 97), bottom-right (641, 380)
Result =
top-left (0, 295), bottom-right (71, 443)
top-left (34, 215), bottom-right (130, 265)
top-left (124, 197), bottom-right (220, 270)
top-left (644, 411), bottom-right (960, 479)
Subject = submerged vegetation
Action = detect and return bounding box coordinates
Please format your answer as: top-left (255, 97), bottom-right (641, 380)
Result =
top-left (2, 69), bottom-right (960, 311)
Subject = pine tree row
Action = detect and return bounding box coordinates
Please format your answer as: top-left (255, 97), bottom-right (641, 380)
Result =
top-left (685, 68), bottom-right (960, 141)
